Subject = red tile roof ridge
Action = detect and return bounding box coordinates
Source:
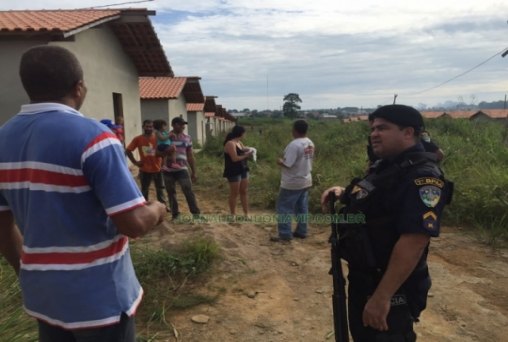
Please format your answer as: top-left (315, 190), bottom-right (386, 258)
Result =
top-left (139, 77), bottom-right (187, 99)
top-left (0, 9), bottom-right (121, 33)
top-left (0, 9), bottom-right (120, 12)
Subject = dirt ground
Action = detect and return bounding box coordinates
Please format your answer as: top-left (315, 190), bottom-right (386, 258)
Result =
top-left (142, 190), bottom-right (508, 342)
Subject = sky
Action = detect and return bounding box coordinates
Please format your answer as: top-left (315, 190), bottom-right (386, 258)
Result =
top-left (2, 0), bottom-right (508, 111)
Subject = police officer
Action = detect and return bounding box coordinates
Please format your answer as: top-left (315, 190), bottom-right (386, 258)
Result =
top-left (321, 104), bottom-right (452, 341)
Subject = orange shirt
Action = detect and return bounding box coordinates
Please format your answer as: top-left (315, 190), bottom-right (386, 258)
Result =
top-left (126, 134), bottom-right (162, 173)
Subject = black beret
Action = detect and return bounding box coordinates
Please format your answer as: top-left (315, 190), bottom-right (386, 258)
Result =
top-left (370, 104), bottom-right (424, 131)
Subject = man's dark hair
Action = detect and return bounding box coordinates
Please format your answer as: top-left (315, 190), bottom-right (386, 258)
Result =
top-left (142, 119), bottom-right (153, 127)
top-left (293, 119), bottom-right (308, 135)
top-left (19, 45), bottom-right (83, 102)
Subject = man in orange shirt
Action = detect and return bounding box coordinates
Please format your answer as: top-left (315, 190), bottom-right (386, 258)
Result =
top-left (126, 120), bottom-right (168, 209)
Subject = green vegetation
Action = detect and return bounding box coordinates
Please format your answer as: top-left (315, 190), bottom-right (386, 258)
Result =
top-left (282, 93), bottom-right (302, 118)
top-left (132, 238), bottom-right (220, 338)
top-left (204, 116), bottom-right (508, 244)
top-left (0, 259), bottom-right (38, 342)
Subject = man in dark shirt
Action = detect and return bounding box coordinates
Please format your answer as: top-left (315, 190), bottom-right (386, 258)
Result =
top-left (322, 104), bottom-right (452, 341)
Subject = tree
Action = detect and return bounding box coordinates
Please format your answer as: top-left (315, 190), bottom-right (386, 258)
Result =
top-left (282, 93), bottom-right (302, 118)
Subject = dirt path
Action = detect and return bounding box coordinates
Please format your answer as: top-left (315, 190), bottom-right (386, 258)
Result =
top-left (143, 191), bottom-right (508, 342)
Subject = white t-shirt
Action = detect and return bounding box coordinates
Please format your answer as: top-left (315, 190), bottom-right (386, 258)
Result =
top-left (280, 137), bottom-right (315, 190)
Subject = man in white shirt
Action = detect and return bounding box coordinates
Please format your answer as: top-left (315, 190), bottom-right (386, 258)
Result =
top-left (272, 120), bottom-right (315, 242)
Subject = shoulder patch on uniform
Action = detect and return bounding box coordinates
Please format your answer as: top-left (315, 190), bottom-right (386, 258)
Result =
top-left (419, 186), bottom-right (441, 207)
top-left (414, 177), bottom-right (444, 188)
top-left (423, 211), bottom-right (438, 231)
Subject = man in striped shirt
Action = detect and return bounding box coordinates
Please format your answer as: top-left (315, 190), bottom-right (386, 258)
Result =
top-left (0, 46), bottom-right (166, 341)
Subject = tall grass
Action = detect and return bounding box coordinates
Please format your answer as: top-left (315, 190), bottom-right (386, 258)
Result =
top-left (204, 117), bottom-right (508, 243)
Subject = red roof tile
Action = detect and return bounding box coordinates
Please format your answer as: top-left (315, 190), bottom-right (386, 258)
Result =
top-left (443, 111), bottom-right (475, 119)
top-left (0, 9), bottom-right (173, 77)
top-left (187, 103), bottom-right (204, 112)
top-left (139, 77), bottom-right (187, 99)
top-left (478, 109), bottom-right (508, 119)
top-left (0, 10), bottom-right (120, 35)
top-left (421, 111), bottom-right (446, 119)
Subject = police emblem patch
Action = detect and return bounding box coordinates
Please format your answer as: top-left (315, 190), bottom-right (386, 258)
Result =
top-left (419, 186), bottom-right (441, 207)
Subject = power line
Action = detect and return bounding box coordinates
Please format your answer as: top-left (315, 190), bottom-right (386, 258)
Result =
top-left (88, 0), bottom-right (154, 9)
top-left (409, 46), bottom-right (508, 95)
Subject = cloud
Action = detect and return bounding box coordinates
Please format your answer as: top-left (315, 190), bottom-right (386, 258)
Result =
top-left (2, 0), bottom-right (508, 109)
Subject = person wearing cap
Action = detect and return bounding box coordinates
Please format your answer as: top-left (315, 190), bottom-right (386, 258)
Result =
top-left (321, 104), bottom-right (453, 341)
top-left (160, 116), bottom-right (201, 220)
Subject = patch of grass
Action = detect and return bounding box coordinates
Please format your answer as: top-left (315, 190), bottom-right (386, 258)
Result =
top-left (169, 294), bottom-right (217, 310)
top-left (132, 238), bottom-right (221, 338)
top-left (133, 237), bottom-right (220, 280)
top-left (0, 259), bottom-right (38, 341)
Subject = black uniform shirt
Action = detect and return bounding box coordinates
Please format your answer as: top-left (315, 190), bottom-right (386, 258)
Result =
top-left (389, 144), bottom-right (448, 238)
top-left (347, 143), bottom-right (450, 269)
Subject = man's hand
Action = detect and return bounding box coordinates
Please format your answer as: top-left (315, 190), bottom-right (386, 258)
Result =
top-left (191, 173), bottom-right (197, 183)
top-left (112, 201), bottom-right (167, 238)
top-left (134, 160), bottom-right (143, 167)
top-left (320, 186), bottom-right (344, 213)
top-left (362, 294), bottom-right (391, 331)
top-left (166, 145), bottom-right (176, 155)
top-left (146, 201), bottom-right (167, 226)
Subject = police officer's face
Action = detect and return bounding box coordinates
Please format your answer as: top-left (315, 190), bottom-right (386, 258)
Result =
top-left (370, 118), bottom-right (414, 158)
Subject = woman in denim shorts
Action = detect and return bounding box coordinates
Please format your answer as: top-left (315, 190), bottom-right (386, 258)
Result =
top-left (223, 126), bottom-right (253, 217)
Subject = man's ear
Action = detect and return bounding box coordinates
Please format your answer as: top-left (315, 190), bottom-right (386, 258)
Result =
top-left (72, 80), bottom-right (87, 109)
top-left (403, 126), bottom-right (416, 139)
top-left (75, 80), bottom-right (86, 98)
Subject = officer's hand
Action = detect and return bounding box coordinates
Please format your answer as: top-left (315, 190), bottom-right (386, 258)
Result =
top-left (362, 295), bottom-right (390, 331)
top-left (320, 186), bottom-right (344, 213)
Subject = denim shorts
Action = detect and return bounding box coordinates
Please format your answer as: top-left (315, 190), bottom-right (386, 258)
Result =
top-left (227, 171), bottom-right (249, 183)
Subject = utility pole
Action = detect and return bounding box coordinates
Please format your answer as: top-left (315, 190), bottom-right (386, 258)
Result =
top-left (504, 94), bottom-right (508, 145)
